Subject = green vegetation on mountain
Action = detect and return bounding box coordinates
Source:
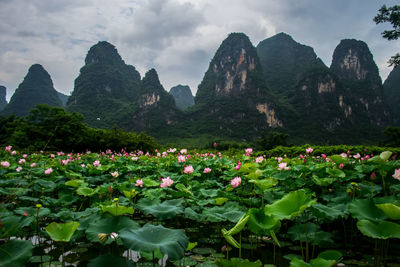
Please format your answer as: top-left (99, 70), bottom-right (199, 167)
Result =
top-left (384, 66), bottom-right (400, 125)
top-left (0, 85), bottom-right (7, 111)
top-left (57, 91), bottom-right (69, 106)
top-left (256, 32), bottom-right (326, 97)
top-left (1, 64), bottom-right (62, 117)
top-left (66, 41), bottom-right (141, 129)
top-left (169, 85), bottom-right (194, 110)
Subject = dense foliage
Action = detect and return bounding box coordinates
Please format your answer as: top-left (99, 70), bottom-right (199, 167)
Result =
top-left (0, 105), bottom-right (157, 153)
top-left (0, 146), bottom-right (400, 266)
top-left (374, 4), bottom-right (400, 66)
top-left (383, 66), bottom-right (400, 126)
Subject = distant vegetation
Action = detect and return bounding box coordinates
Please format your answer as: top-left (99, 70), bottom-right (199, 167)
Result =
top-left (0, 105), bottom-right (157, 153)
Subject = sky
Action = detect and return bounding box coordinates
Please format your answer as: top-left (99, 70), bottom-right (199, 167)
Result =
top-left (1, 0), bottom-right (399, 101)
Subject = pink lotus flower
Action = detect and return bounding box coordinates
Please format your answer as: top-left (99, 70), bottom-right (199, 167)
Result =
top-left (61, 159), bottom-right (69, 165)
top-left (255, 156), bottom-right (264, 163)
top-left (339, 163), bottom-right (344, 169)
top-left (18, 159), bottom-right (26, 164)
top-left (213, 142), bottom-right (217, 148)
top-left (135, 179), bottom-right (144, 187)
top-left (81, 164), bottom-right (86, 168)
top-left (306, 147), bottom-right (313, 154)
top-left (1, 161), bottom-right (10, 168)
top-left (278, 162), bottom-right (290, 170)
top-left (184, 165), bottom-right (194, 174)
top-left (245, 148), bottom-right (253, 156)
top-left (44, 168), bottom-right (53, 175)
top-left (30, 163), bottom-right (36, 168)
top-left (160, 177), bottom-right (174, 188)
top-left (203, 167), bottom-right (212, 174)
top-left (180, 149), bottom-right (187, 154)
top-left (111, 171), bottom-right (119, 178)
top-left (321, 154), bottom-right (327, 159)
top-left (231, 177), bottom-right (241, 188)
top-left (353, 153), bottom-right (361, 159)
top-left (93, 160), bottom-right (101, 167)
top-left (177, 155), bottom-right (186, 163)
top-left (276, 157), bottom-right (283, 162)
top-left (11, 150), bottom-right (17, 155)
top-left (371, 172), bottom-right (376, 180)
top-left (5, 145), bottom-right (12, 151)
top-left (393, 169), bottom-right (400, 181)
top-left (235, 165), bottom-right (241, 170)
top-left (16, 166), bottom-right (22, 172)
top-left (340, 153), bottom-right (347, 158)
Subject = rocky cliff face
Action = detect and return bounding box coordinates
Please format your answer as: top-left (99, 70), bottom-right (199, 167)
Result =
top-left (384, 66), bottom-right (400, 125)
top-left (192, 33), bottom-right (283, 139)
top-left (1, 64), bottom-right (62, 117)
top-left (169, 85), bottom-right (194, 110)
top-left (330, 39), bottom-right (390, 129)
top-left (0, 86), bottom-right (7, 111)
top-left (129, 69), bottom-right (180, 134)
top-left (66, 41), bottom-right (141, 129)
top-left (256, 32), bottom-right (326, 95)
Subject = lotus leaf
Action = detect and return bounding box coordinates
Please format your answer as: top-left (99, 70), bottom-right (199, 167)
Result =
top-left (329, 155), bottom-right (348, 165)
top-left (142, 177), bottom-right (161, 187)
top-left (202, 203), bottom-right (245, 223)
top-left (76, 186), bottom-right (99, 196)
top-left (376, 203), bottom-right (400, 220)
top-left (86, 216), bottom-right (140, 243)
top-left (325, 168), bottom-right (345, 178)
top-left (356, 219), bottom-right (400, 239)
top-left (290, 257), bottom-right (336, 267)
top-left (349, 199), bottom-right (387, 221)
top-left (248, 178), bottom-right (278, 190)
top-left (215, 197), bottom-right (228, 205)
top-left (318, 250), bottom-right (343, 261)
top-left (101, 204), bottom-right (135, 216)
top-left (264, 190), bottom-right (317, 219)
top-left (247, 208), bottom-right (281, 235)
top-left (136, 198), bottom-right (184, 220)
top-left (120, 223), bottom-right (188, 261)
top-left (87, 254), bottom-right (136, 267)
top-left (0, 239), bottom-right (34, 267)
top-left (45, 221), bottom-right (80, 242)
top-left (65, 179), bottom-right (87, 188)
top-left (199, 188), bottom-right (219, 198)
top-left (287, 222), bottom-right (333, 246)
top-left (218, 257), bottom-right (262, 267)
top-left (184, 207), bottom-right (203, 221)
top-left (0, 215), bottom-right (35, 237)
top-left (311, 203), bottom-right (345, 221)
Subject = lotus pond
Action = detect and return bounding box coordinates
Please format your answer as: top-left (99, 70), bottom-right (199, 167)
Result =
top-left (1, 146), bottom-right (400, 267)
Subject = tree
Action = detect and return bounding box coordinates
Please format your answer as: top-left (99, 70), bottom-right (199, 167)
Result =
top-left (374, 5), bottom-right (400, 66)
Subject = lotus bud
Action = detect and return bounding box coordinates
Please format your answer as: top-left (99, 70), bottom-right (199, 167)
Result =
top-left (98, 233), bottom-right (108, 243)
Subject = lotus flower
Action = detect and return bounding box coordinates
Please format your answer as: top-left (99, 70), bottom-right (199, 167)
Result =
top-left (184, 165), bottom-right (194, 174)
top-left (231, 177), bottom-right (241, 188)
top-left (160, 177), bottom-right (174, 188)
top-left (203, 167), bottom-right (212, 174)
top-left (393, 169), bottom-right (400, 181)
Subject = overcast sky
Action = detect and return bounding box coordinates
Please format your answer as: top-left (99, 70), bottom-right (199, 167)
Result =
top-left (1, 0), bottom-right (399, 100)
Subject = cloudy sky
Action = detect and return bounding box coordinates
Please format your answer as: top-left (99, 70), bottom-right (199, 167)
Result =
top-left (1, 0), bottom-right (399, 100)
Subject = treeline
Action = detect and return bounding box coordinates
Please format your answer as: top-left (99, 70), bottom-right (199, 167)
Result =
top-left (0, 105), bottom-right (157, 153)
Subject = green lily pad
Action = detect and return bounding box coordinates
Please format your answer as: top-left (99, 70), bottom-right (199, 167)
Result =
top-left (120, 223), bottom-right (188, 261)
top-left (318, 250), bottom-right (343, 261)
top-left (45, 221), bottom-right (80, 242)
top-left (287, 223), bottom-right (333, 246)
top-left (264, 190), bottom-right (317, 220)
top-left (248, 178), bottom-right (278, 190)
top-left (86, 216), bottom-right (140, 243)
top-left (136, 198), bottom-right (184, 220)
top-left (0, 239), bottom-right (33, 267)
top-left (376, 203), bottom-right (400, 220)
top-left (87, 254), bottom-right (136, 267)
top-left (349, 199), bottom-right (387, 221)
top-left (356, 219), bottom-right (400, 239)
top-left (218, 257), bottom-right (262, 267)
top-left (247, 208), bottom-right (281, 235)
top-left (215, 197), bottom-right (228, 205)
top-left (76, 187), bottom-right (99, 196)
top-left (142, 177), bottom-right (161, 187)
top-left (65, 179), bottom-right (87, 188)
top-left (202, 202), bottom-right (246, 223)
top-left (101, 204), bottom-right (135, 216)
top-left (290, 257), bottom-right (336, 267)
top-left (311, 203), bottom-right (345, 221)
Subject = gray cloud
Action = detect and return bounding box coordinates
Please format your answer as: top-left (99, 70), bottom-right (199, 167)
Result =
top-left (0, 0), bottom-right (399, 101)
